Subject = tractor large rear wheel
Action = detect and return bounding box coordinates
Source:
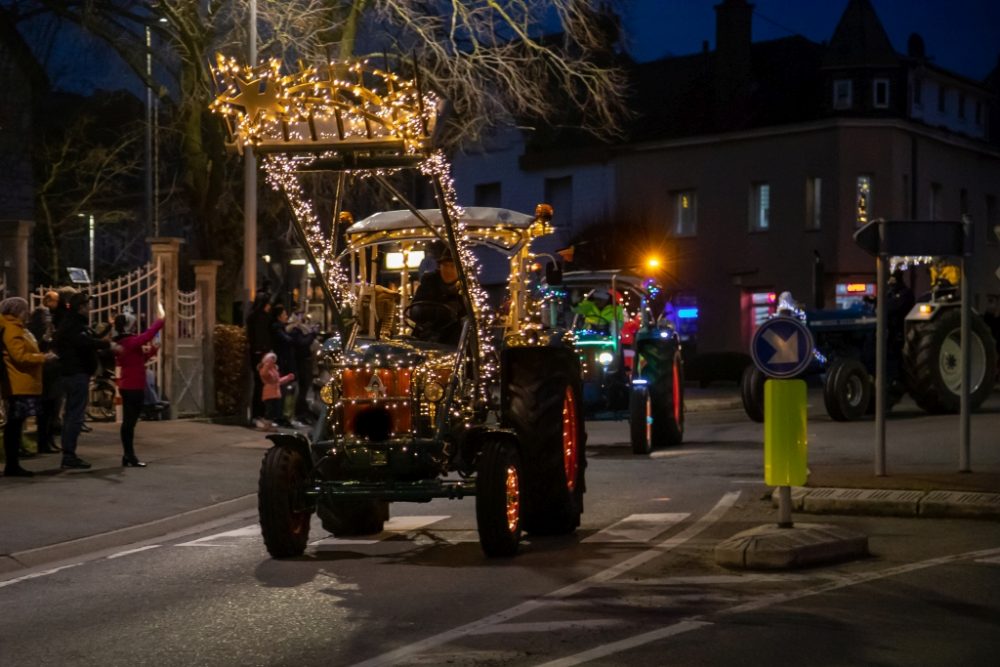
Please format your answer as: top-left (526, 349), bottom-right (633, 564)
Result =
top-left (504, 349), bottom-right (585, 536)
top-left (904, 309), bottom-right (997, 413)
top-left (258, 446), bottom-right (314, 558)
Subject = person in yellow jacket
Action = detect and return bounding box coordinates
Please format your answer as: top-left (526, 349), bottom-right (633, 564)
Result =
top-left (574, 288), bottom-right (625, 332)
top-left (2, 297), bottom-right (57, 477)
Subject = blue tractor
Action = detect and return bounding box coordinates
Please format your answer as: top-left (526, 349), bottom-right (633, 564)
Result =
top-left (741, 284), bottom-right (997, 422)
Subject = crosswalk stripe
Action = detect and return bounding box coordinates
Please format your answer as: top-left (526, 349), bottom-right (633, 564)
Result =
top-left (177, 525), bottom-right (260, 547)
top-left (469, 619), bottom-right (625, 635)
top-left (582, 513), bottom-right (689, 543)
top-left (312, 515), bottom-right (450, 547)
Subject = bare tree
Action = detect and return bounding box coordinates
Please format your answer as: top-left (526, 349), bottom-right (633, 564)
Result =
top-left (35, 112), bottom-right (143, 283)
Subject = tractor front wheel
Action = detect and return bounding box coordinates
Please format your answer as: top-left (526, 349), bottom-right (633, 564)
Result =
top-left (476, 439), bottom-right (522, 558)
top-left (823, 357), bottom-right (872, 421)
top-left (258, 446), bottom-right (314, 558)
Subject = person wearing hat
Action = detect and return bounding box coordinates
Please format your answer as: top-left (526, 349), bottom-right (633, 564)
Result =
top-left (411, 245), bottom-right (467, 345)
top-left (54, 292), bottom-right (111, 469)
top-left (113, 312), bottom-right (164, 467)
top-left (574, 288), bottom-right (624, 332)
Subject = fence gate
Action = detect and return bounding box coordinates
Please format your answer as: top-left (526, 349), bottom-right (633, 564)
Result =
top-left (30, 238), bottom-right (220, 419)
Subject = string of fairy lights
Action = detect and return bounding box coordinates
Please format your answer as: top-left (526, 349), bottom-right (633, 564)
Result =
top-left (211, 55), bottom-right (501, 401)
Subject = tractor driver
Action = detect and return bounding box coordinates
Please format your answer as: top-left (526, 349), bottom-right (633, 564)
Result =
top-left (574, 288), bottom-right (624, 333)
top-left (410, 246), bottom-right (467, 345)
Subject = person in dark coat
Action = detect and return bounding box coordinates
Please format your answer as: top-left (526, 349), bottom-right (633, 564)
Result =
top-left (54, 292), bottom-right (110, 469)
top-left (27, 291), bottom-right (61, 453)
top-left (245, 291), bottom-right (271, 426)
top-left (269, 304), bottom-right (309, 427)
top-left (287, 311), bottom-right (318, 424)
top-left (411, 247), bottom-right (467, 346)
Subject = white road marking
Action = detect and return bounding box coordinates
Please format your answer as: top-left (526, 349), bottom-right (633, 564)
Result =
top-left (469, 619), bottom-right (626, 635)
top-left (975, 555), bottom-right (1000, 565)
top-left (539, 621), bottom-right (715, 666)
top-left (312, 515), bottom-right (450, 547)
top-left (348, 491), bottom-right (741, 667)
top-left (0, 562), bottom-right (83, 589)
top-left (539, 545), bottom-right (1000, 666)
top-left (107, 545), bottom-right (161, 559)
top-left (177, 524), bottom-right (260, 547)
top-left (383, 515), bottom-right (450, 532)
top-left (582, 513), bottom-right (689, 543)
top-left (598, 573), bottom-right (815, 586)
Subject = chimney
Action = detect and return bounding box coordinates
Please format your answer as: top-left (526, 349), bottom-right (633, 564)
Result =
top-left (714, 0), bottom-right (754, 129)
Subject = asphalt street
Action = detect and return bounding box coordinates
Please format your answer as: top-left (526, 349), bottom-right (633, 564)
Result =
top-left (1, 394), bottom-right (998, 666)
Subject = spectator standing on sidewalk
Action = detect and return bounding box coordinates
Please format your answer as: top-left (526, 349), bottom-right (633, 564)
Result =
top-left (55, 292), bottom-right (110, 470)
top-left (288, 310), bottom-right (318, 425)
top-left (2, 297), bottom-right (57, 477)
top-left (113, 313), bottom-right (164, 467)
top-left (245, 291), bottom-right (272, 428)
top-left (28, 291), bottom-right (61, 453)
top-left (257, 352), bottom-right (294, 430)
top-left (269, 303), bottom-right (305, 427)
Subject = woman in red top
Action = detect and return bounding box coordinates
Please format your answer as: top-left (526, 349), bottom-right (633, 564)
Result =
top-left (113, 313), bottom-right (164, 467)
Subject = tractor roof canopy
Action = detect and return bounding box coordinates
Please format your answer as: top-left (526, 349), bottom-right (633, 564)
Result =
top-left (345, 206), bottom-right (548, 256)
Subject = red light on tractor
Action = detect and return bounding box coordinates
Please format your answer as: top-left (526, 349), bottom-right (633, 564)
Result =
top-left (767, 292), bottom-right (777, 304)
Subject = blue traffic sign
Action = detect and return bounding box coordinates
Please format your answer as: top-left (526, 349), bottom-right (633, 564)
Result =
top-left (751, 316), bottom-right (815, 379)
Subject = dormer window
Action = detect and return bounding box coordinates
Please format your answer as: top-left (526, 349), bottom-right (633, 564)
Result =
top-left (873, 79), bottom-right (890, 108)
top-left (834, 79), bottom-right (853, 109)
top-left (938, 86), bottom-right (946, 112)
top-left (913, 78), bottom-right (923, 107)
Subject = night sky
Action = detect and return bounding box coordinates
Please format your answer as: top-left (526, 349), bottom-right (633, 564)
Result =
top-left (623, 0), bottom-right (1000, 80)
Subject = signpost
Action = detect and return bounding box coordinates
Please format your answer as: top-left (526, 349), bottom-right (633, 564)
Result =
top-left (853, 218), bottom-right (973, 474)
top-left (751, 315), bottom-right (814, 527)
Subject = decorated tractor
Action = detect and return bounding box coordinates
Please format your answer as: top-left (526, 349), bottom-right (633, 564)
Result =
top-left (212, 57), bottom-right (584, 559)
top-left (741, 280), bottom-right (996, 422)
top-left (558, 271), bottom-right (684, 454)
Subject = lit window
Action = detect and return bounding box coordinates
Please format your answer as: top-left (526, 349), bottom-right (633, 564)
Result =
top-left (833, 79), bottom-right (852, 109)
top-left (671, 190), bottom-right (698, 236)
top-left (873, 79), bottom-right (889, 108)
top-left (806, 177), bottom-right (822, 230)
top-left (750, 183), bottom-right (770, 231)
top-left (856, 175), bottom-right (872, 226)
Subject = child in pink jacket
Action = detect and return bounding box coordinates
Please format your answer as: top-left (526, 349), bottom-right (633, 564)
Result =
top-left (258, 352), bottom-right (294, 429)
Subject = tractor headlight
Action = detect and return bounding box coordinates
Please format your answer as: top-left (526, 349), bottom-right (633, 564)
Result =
top-left (424, 381), bottom-right (445, 402)
top-left (598, 351), bottom-right (614, 366)
top-left (319, 383), bottom-right (339, 405)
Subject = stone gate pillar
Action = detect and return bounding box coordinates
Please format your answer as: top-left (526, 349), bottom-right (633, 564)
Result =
top-left (149, 237), bottom-right (183, 419)
top-left (192, 259), bottom-right (222, 416)
top-left (0, 220), bottom-right (34, 297)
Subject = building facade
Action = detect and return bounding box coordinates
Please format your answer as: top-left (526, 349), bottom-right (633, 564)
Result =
top-left (452, 0), bottom-right (1000, 355)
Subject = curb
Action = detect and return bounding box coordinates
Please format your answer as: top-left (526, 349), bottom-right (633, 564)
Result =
top-left (771, 487), bottom-right (1000, 520)
top-left (0, 493), bottom-right (258, 576)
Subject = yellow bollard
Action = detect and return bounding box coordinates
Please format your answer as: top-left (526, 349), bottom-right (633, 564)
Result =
top-left (764, 379), bottom-right (808, 487)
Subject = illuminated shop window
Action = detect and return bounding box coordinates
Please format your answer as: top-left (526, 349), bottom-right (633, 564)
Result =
top-left (750, 183), bottom-right (770, 231)
top-left (856, 175), bottom-right (872, 226)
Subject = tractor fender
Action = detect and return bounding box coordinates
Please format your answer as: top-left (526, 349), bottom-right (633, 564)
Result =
top-left (265, 432), bottom-right (314, 466)
top-left (460, 426), bottom-right (520, 470)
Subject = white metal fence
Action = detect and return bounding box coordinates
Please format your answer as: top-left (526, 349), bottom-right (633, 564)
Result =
top-left (31, 262), bottom-right (164, 397)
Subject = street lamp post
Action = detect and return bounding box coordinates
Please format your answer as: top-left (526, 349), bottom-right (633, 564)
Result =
top-left (145, 24), bottom-right (153, 239)
top-left (79, 212), bottom-right (96, 282)
top-left (244, 0), bottom-right (258, 316)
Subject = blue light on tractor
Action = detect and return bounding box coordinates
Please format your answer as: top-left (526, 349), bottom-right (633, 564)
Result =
top-left (677, 307), bottom-right (699, 319)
